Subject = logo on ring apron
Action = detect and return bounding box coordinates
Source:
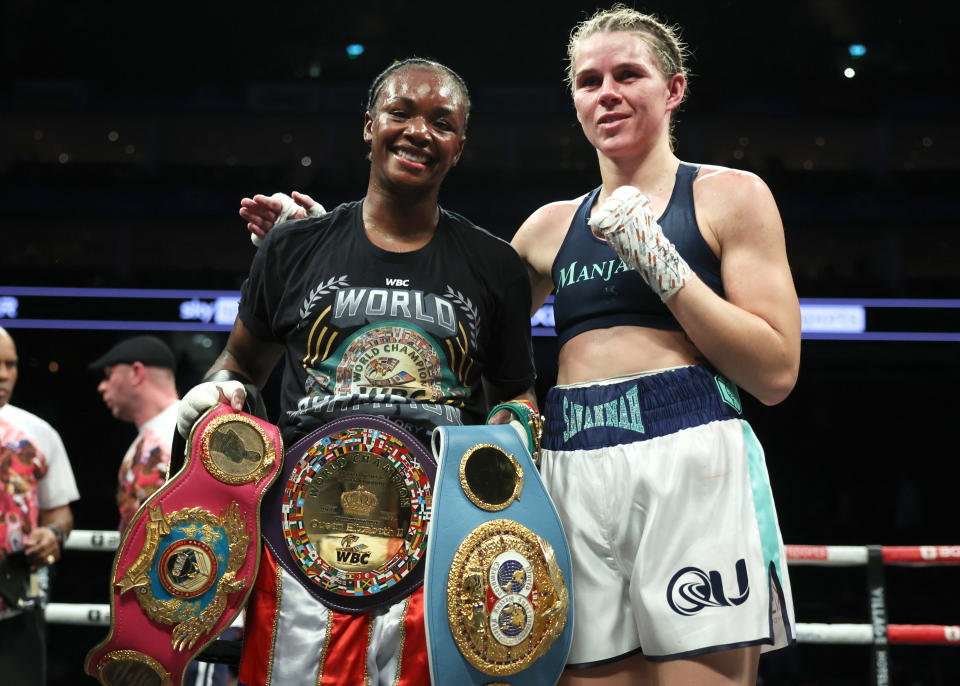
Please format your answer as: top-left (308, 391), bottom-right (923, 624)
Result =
top-left (280, 419), bottom-right (433, 602)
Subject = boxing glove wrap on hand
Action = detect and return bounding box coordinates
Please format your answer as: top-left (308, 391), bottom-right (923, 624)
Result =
top-left (176, 380), bottom-right (247, 439)
top-left (171, 372), bottom-right (268, 475)
top-left (250, 192), bottom-right (326, 247)
top-left (589, 185), bottom-right (691, 302)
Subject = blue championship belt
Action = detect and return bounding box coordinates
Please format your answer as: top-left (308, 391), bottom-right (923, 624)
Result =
top-left (260, 414), bottom-right (436, 613)
top-left (425, 424), bottom-right (573, 685)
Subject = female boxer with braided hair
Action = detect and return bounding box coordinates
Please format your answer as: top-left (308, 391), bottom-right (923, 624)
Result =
top-left (184, 57), bottom-right (537, 685)
top-left (509, 6), bottom-right (800, 685)
top-left (239, 58), bottom-right (471, 244)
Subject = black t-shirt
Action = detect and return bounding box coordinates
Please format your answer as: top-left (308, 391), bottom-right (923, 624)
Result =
top-left (239, 199), bottom-right (536, 446)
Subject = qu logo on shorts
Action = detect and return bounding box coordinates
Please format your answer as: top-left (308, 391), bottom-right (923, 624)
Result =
top-left (666, 558), bottom-right (749, 616)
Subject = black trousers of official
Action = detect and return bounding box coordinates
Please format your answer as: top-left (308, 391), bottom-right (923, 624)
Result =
top-left (0, 607), bottom-right (47, 686)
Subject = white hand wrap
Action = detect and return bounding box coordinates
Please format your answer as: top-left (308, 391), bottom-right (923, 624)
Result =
top-left (250, 192), bottom-right (327, 247)
top-left (588, 185), bottom-right (691, 301)
top-left (176, 380), bottom-right (246, 438)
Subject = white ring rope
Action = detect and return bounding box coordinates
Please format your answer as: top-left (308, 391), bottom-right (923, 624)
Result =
top-left (65, 532), bottom-right (960, 565)
top-left (54, 533), bottom-right (960, 646)
top-left (797, 623), bottom-right (960, 645)
top-left (45, 603), bottom-right (244, 629)
top-left (63, 529), bottom-right (122, 552)
top-left (786, 544), bottom-right (960, 566)
top-left (42, 608), bottom-right (960, 647)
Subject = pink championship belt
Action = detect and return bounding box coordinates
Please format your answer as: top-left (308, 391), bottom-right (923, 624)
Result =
top-left (85, 403), bottom-right (283, 686)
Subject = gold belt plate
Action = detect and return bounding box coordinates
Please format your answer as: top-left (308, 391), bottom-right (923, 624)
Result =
top-left (281, 426), bottom-right (432, 597)
top-left (447, 519), bottom-right (569, 676)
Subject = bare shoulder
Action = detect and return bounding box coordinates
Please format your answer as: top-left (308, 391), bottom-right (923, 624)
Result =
top-left (511, 195), bottom-right (586, 290)
top-left (693, 164), bottom-right (781, 242)
top-left (695, 165), bottom-right (777, 210)
top-left (515, 196), bottom-right (584, 240)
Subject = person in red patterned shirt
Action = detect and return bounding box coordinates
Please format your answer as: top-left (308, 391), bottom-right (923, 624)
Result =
top-left (89, 335), bottom-right (180, 532)
top-left (0, 327), bottom-right (79, 685)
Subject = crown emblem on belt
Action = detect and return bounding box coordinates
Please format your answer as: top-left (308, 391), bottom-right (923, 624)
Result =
top-left (341, 484), bottom-right (379, 517)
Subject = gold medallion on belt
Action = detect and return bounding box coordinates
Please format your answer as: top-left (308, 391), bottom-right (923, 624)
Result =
top-left (199, 413), bottom-right (277, 485)
top-left (114, 503), bottom-right (249, 651)
top-left (447, 519), bottom-right (569, 676)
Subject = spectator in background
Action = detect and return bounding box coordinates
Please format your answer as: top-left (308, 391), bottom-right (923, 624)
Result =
top-left (89, 335), bottom-right (179, 532)
top-left (0, 326), bottom-right (79, 686)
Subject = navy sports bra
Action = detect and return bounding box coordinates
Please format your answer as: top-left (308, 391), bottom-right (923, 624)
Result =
top-left (551, 162), bottom-right (724, 348)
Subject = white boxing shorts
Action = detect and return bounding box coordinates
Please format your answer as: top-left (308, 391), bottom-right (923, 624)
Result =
top-left (539, 365), bottom-right (795, 666)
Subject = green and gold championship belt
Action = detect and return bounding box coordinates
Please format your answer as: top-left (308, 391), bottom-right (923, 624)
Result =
top-left (425, 424), bottom-right (573, 685)
top-left (85, 403), bottom-right (283, 686)
top-left (260, 415), bottom-right (436, 612)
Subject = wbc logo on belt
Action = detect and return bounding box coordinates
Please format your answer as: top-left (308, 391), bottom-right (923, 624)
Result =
top-left (335, 533), bottom-right (372, 566)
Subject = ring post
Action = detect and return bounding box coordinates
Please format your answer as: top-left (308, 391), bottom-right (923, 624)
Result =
top-left (867, 544), bottom-right (890, 686)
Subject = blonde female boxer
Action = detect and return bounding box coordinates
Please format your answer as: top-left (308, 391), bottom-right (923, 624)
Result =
top-left (509, 6), bottom-right (801, 686)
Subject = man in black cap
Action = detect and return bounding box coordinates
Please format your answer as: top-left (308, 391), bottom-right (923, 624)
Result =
top-left (90, 335), bottom-right (236, 686)
top-left (89, 335), bottom-right (180, 532)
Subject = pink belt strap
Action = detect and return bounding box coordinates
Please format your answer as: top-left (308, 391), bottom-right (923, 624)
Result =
top-left (85, 403), bottom-right (283, 686)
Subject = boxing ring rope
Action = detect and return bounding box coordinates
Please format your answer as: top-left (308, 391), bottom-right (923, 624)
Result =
top-left (786, 544), bottom-right (960, 686)
top-left (786, 544), bottom-right (960, 567)
top-left (52, 534), bottom-right (960, 682)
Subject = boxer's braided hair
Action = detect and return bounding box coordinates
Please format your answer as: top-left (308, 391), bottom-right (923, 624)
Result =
top-left (366, 58), bottom-right (472, 134)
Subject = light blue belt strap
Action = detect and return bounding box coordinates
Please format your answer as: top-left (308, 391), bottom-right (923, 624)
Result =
top-left (424, 424), bottom-right (574, 685)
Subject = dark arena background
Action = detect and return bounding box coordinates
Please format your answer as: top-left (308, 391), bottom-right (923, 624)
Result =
top-left (2, 1), bottom-right (958, 684)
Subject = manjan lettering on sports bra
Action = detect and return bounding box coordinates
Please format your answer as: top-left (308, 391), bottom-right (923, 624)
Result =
top-left (550, 162), bottom-right (724, 348)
